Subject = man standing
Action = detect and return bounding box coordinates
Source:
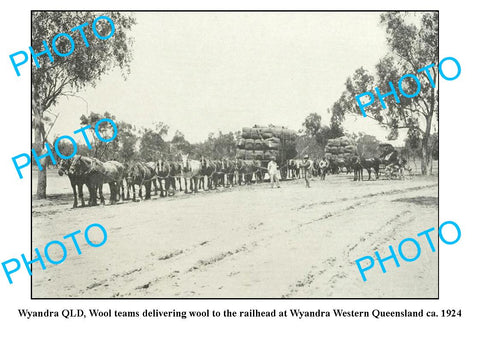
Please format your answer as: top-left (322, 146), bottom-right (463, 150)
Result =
top-left (267, 157), bottom-right (280, 188)
top-left (301, 155), bottom-right (313, 188)
top-left (319, 156), bottom-right (329, 180)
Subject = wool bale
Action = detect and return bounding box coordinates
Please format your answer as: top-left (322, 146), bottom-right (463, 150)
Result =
top-left (339, 136), bottom-right (350, 146)
top-left (236, 149), bottom-right (246, 159)
top-left (237, 138), bottom-right (245, 149)
top-left (271, 127), bottom-right (284, 137)
top-left (266, 137), bottom-right (281, 149)
top-left (241, 127), bottom-right (252, 139)
top-left (251, 128), bottom-right (263, 139)
top-left (264, 149), bottom-right (279, 160)
top-left (345, 145), bottom-right (356, 153)
top-left (254, 139), bottom-right (265, 150)
top-left (245, 150), bottom-right (255, 160)
top-left (345, 153), bottom-right (355, 161)
top-left (329, 139), bottom-right (341, 147)
top-left (261, 128), bottom-right (274, 139)
top-left (254, 151), bottom-right (264, 160)
top-left (329, 146), bottom-right (339, 154)
top-left (244, 138), bottom-right (255, 149)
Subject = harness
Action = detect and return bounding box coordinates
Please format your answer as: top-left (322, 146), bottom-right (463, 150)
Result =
top-left (164, 162), bottom-right (183, 182)
top-left (130, 163), bottom-right (156, 185)
top-left (201, 159), bottom-right (217, 179)
top-left (184, 162), bottom-right (192, 173)
top-left (70, 157), bottom-right (97, 176)
top-left (59, 159), bottom-right (73, 175)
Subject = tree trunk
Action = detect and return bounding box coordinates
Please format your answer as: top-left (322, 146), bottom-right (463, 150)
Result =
top-left (420, 145), bottom-right (431, 176)
top-left (421, 115), bottom-right (433, 176)
top-left (36, 158), bottom-right (47, 199)
top-left (33, 107), bottom-right (47, 199)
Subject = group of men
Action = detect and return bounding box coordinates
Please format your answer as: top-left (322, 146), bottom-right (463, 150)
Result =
top-left (267, 155), bottom-right (314, 189)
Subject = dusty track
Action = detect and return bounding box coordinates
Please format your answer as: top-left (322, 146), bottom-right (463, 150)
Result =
top-left (32, 175), bottom-right (438, 298)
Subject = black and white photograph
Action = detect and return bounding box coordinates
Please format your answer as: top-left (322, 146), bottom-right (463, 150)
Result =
top-left (4, 0), bottom-right (480, 337)
top-left (30, 11), bottom-right (439, 298)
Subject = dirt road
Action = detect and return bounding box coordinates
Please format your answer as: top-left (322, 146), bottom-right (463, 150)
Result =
top-left (32, 174), bottom-right (438, 298)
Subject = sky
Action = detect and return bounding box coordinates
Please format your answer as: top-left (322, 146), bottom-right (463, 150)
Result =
top-left (49, 11), bottom-right (405, 145)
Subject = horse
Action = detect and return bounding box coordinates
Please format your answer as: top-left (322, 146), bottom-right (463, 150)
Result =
top-left (312, 160), bottom-right (320, 177)
top-left (156, 158), bottom-right (172, 196)
top-left (287, 159), bottom-right (299, 179)
top-left (58, 156), bottom-right (86, 208)
top-left (327, 158), bottom-right (340, 175)
top-left (336, 158), bottom-right (347, 174)
top-left (69, 156), bottom-right (125, 205)
top-left (199, 156), bottom-right (217, 190)
top-left (126, 162), bottom-right (156, 201)
top-left (211, 158), bottom-right (237, 187)
top-left (68, 156), bottom-right (107, 206)
top-left (103, 160), bottom-right (126, 202)
top-left (223, 159), bottom-right (237, 187)
top-left (344, 157), bottom-right (355, 175)
top-left (359, 157), bottom-right (381, 180)
top-left (235, 159), bottom-right (260, 185)
top-left (167, 160), bottom-right (183, 193)
top-left (255, 160), bottom-right (266, 183)
top-left (351, 155), bottom-right (364, 181)
top-left (213, 159), bottom-right (226, 188)
top-left (180, 153), bottom-right (202, 193)
top-left (145, 161), bottom-right (160, 195)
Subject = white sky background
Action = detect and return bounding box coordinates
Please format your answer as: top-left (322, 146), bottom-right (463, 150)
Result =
top-left (50, 12), bottom-right (406, 145)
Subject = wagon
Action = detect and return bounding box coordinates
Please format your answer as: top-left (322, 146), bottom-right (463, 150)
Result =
top-left (236, 125), bottom-right (297, 180)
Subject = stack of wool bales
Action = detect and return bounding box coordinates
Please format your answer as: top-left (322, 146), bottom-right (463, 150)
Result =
top-left (236, 125), bottom-right (296, 161)
top-left (324, 136), bottom-right (357, 161)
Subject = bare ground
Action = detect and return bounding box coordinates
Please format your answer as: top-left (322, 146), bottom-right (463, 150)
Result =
top-left (32, 173), bottom-right (438, 298)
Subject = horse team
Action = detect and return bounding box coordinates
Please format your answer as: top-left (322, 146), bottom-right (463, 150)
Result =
top-left (58, 156), bottom-right (125, 208)
top-left (288, 149), bottom-right (409, 182)
top-left (58, 154), bottom-right (266, 208)
top-left (58, 147), bottom-right (411, 208)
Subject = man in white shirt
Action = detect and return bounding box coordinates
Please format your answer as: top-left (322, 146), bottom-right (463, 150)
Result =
top-left (301, 155), bottom-right (313, 188)
top-left (267, 157), bottom-right (280, 188)
top-left (319, 156), bottom-right (329, 180)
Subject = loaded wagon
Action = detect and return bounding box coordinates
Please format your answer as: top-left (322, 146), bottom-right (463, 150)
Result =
top-left (236, 125), bottom-right (297, 179)
top-left (324, 136), bottom-right (357, 174)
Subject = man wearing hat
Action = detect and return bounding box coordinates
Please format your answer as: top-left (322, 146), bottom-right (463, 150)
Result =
top-left (267, 156), bottom-right (281, 188)
top-left (301, 155), bottom-right (313, 188)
